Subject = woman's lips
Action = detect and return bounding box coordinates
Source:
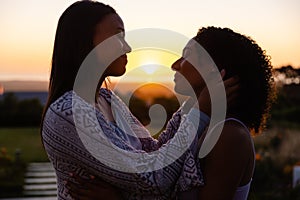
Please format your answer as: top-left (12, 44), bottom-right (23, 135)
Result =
top-left (174, 73), bottom-right (181, 82)
top-left (121, 54), bottom-right (127, 64)
top-left (121, 54), bottom-right (127, 60)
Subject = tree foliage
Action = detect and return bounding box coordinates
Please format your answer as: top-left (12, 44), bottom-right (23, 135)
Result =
top-left (0, 93), bottom-right (43, 127)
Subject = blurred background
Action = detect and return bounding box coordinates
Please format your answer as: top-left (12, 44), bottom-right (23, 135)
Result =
top-left (0, 0), bottom-right (300, 199)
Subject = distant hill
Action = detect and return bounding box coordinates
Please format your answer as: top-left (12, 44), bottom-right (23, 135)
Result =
top-left (0, 91), bottom-right (48, 105)
top-left (0, 80), bottom-right (178, 106)
top-left (0, 80), bottom-right (175, 94)
top-left (0, 80), bottom-right (49, 92)
top-left (0, 81), bottom-right (49, 105)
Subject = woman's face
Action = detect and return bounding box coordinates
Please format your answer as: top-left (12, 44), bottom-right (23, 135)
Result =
top-left (171, 41), bottom-right (205, 97)
top-left (93, 13), bottom-right (131, 77)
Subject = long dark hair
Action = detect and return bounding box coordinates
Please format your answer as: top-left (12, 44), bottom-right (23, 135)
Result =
top-left (41, 1), bottom-right (116, 135)
top-left (195, 27), bottom-right (276, 134)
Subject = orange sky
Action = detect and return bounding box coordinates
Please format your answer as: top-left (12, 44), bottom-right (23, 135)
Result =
top-left (0, 0), bottom-right (299, 81)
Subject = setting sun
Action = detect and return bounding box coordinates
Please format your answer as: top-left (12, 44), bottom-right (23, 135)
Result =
top-left (141, 65), bottom-right (159, 75)
top-left (110, 49), bottom-right (180, 83)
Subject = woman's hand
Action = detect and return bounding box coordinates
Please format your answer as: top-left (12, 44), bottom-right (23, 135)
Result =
top-left (65, 173), bottom-right (122, 200)
top-left (197, 69), bottom-right (240, 116)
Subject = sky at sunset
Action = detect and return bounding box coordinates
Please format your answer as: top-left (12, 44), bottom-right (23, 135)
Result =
top-left (0, 0), bottom-right (299, 82)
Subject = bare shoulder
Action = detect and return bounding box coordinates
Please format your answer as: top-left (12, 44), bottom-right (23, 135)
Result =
top-left (221, 120), bottom-right (252, 147)
top-left (214, 119), bottom-right (253, 159)
top-left (201, 119), bottom-right (255, 175)
top-left (199, 119), bottom-right (253, 158)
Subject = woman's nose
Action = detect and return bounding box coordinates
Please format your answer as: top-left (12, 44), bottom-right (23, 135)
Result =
top-left (171, 58), bottom-right (182, 71)
top-left (123, 40), bottom-right (132, 54)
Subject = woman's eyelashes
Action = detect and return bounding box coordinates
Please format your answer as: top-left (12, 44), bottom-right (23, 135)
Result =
top-left (118, 31), bottom-right (125, 39)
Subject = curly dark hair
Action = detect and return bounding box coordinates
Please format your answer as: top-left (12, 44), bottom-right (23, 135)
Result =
top-left (194, 26), bottom-right (276, 134)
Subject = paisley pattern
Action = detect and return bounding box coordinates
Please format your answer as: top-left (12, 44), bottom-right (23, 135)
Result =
top-left (42, 88), bottom-right (208, 199)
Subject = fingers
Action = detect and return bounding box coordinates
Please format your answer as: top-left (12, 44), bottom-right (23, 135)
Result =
top-left (65, 180), bottom-right (89, 199)
top-left (223, 76), bottom-right (239, 88)
top-left (66, 172), bottom-right (121, 199)
top-left (220, 69), bottom-right (226, 79)
top-left (70, 172), bottom-right (108, 190)
top-left (66, 180), bottom-right (104, 200)
top-left (226, 82), bottom-right (241, 95)
top-left (224, 77), bottom-right (240, 108)
top-left (65, 179), bottom-right (121, 200)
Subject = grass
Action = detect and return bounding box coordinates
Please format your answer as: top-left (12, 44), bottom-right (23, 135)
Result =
top-left (0, 127), bottom-right (49, 163)
top-left (0, 124), bottom-right (299, 164)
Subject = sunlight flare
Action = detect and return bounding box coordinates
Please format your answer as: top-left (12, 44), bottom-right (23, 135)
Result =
top-left (141, 64), bottom-right (159, 75)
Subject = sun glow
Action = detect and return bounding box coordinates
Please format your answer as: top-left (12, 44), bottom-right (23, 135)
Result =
top-left (123, 49), bottom-right (179, 80)
top-left (111, 49), bottom-right (179, 83)
top-left (141, 64), bottom-right (159, 75)
top-left (0, 85), bottom-right (4, 95)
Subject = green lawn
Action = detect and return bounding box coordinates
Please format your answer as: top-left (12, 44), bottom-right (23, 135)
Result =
top-left (0, 127), bottom-right (49, 163)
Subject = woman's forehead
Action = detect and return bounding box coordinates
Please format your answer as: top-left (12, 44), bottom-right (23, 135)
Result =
top-left (99, 13), bottom-right (124, 32)
top-left (185, 39), bottom-right (198, 48)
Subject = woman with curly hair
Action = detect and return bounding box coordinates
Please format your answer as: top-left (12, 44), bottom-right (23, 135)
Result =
top-left (68, 27), bottom-right (275, 200)
top-left (173, 26), bottom-right (275, 199)
top-left (193, 27), bottom-right (275, 135)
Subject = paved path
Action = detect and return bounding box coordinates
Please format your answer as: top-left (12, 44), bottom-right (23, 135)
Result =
top-left (23, 162), bottom-right (57, 197)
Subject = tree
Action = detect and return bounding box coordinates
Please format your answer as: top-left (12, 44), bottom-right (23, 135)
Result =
top-left (0, 93), bottom-right (44, 127)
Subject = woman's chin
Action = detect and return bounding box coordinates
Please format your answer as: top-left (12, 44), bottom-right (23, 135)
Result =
top-left (174, 86), bottom-right (193, 96)
top-left (108, 66), bottom-right (126, 77)
top-left (111, 70), bottom-right (126, 77)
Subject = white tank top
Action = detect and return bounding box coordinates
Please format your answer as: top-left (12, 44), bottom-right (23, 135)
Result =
top-left (233, 179), bottom-right (252, 200)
